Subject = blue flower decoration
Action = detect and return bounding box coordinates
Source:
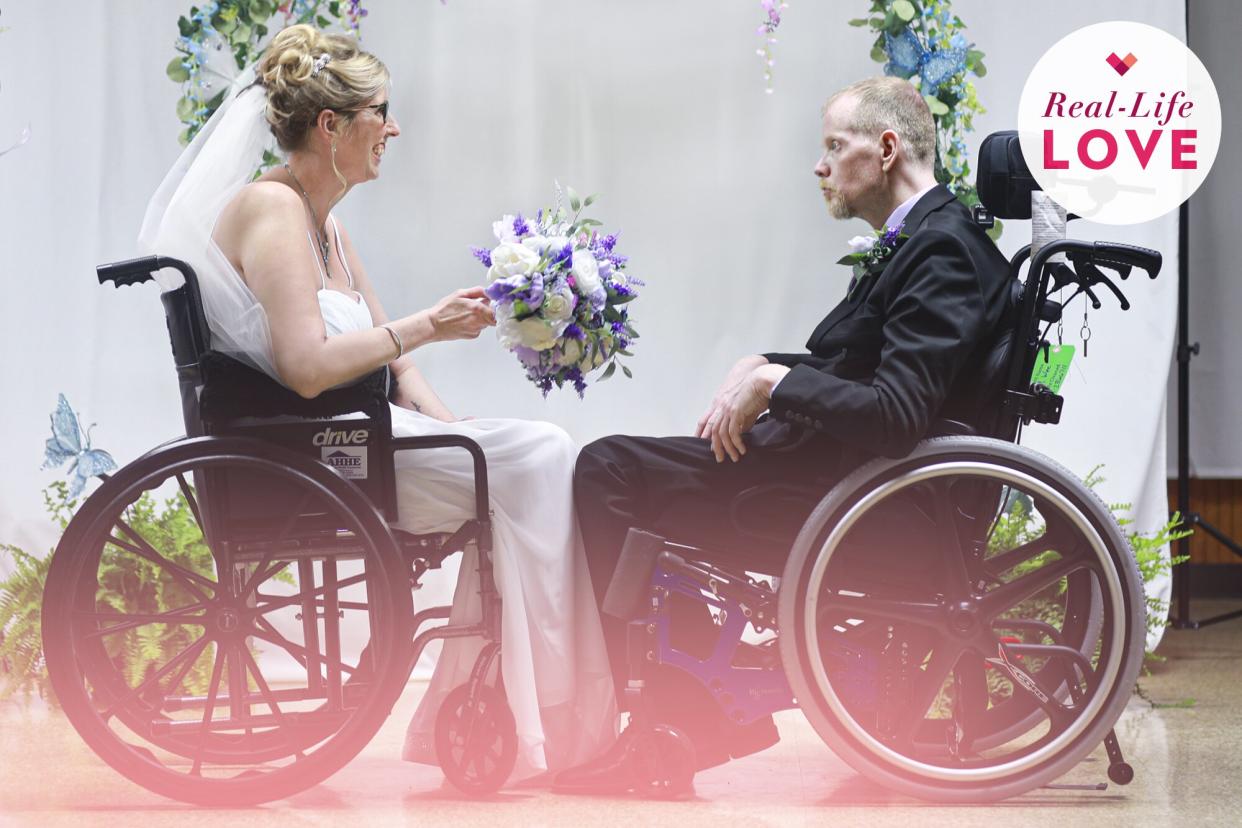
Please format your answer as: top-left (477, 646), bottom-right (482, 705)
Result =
top-left (883, 29), bottom-right (969, 95)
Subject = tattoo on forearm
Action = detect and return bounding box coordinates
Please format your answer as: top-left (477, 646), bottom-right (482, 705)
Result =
top-left (413, 402), bottom-right (422, 413)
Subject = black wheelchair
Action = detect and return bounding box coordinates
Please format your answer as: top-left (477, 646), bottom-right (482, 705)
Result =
top-left (42, 260), bottom-right (515, 801)
top-left (598, 131), bottom-right (1163, 801)
top-left (40, 130), bottom-right (1161, 806)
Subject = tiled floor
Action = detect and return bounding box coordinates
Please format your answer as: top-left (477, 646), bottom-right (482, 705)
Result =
top-left (3, 602), bottom-right (1240, 827)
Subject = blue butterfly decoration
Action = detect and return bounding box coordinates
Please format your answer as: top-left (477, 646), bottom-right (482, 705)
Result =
top-left (883, 29), bottom-right (968, 95)
top-left (41, 394), bottom-right (117, 497)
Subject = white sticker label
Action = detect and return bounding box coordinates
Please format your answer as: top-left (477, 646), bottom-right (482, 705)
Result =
top-left (322, 447), bottom-right (367, 479)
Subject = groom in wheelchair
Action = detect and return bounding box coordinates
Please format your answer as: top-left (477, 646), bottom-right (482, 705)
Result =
top-left (557, 76), bottom-right (1014, 792)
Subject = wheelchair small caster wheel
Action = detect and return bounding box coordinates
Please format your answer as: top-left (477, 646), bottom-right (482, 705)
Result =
top-left (435, 683), bottom-right (518, 795)
top-left (627, 724), bottom-right (696, 798)
top-left (1107, 762), bottom-right (1134, 785)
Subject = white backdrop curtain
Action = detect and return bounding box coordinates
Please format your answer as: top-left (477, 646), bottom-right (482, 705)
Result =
top-left (0, 1), bottom-right (1188, 657)
top-left (1168, 0), bottom-right (1242, 477)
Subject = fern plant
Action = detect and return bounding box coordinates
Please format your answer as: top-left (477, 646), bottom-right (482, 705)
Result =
top-left (1, 481), bottom-right (290, 705)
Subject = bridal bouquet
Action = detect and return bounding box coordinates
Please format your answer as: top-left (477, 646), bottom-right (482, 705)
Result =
top-left (471, 187), bottom-right (641, 396)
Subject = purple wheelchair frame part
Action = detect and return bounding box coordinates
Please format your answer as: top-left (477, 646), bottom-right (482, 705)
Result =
top-left (648, 561), bottom-right (794, 725)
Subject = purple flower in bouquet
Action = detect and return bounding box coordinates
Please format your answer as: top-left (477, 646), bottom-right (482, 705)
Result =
top-left (471, 186), bottom-right (641, 396)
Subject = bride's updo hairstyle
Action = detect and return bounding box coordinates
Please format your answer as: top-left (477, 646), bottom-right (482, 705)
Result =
top-left (258, 24), bottom-right (389, 152)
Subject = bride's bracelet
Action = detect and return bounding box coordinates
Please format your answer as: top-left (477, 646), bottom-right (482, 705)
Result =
top-left (379, 323), bottom-right (404, 360)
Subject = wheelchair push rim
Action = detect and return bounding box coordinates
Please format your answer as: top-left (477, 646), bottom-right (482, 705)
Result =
top-left (41, 437), bottom-right (414, 806)
top-left (779, 438), bottom-right (1145, 801)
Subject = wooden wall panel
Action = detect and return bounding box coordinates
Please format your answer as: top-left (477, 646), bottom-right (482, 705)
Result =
top-left (1166, 479), bottom-right (1242, 565)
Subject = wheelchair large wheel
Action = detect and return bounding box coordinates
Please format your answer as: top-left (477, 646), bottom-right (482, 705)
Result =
top-left (779, 437), bottom-right (1144, 802)
top-left (42, 437), bottom-right (414, 806)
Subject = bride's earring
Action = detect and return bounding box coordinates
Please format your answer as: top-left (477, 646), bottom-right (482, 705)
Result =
top-left (331, 139), bottom-right (337, 157)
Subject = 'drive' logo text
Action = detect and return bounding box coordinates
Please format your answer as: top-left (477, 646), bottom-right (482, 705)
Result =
top-left (1018, 22), bottom-right (1220, 225)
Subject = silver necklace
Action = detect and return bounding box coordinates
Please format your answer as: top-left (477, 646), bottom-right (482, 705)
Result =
top-left (284, 162), bottom-right (331, 276)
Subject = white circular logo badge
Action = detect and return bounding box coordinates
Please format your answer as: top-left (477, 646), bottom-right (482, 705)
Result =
top-left (1018, 20), bottom-right (1221, 225)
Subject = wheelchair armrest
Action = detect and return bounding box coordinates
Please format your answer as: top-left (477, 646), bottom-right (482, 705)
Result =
top-left (390, 434), bottom-right (492, 536)
top-left (199, 351), bottom-right (390, 422)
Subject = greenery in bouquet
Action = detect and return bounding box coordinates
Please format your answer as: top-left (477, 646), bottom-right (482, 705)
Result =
top-left (849, 0), bottom-right (1000, 239)
top-left (471, 186), bottom-right (643, 397)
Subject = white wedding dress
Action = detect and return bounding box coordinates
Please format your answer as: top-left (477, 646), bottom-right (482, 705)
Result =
top-left (311, 221), bottom-right (616, 782)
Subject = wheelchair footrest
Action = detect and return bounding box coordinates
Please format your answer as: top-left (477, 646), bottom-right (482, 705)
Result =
top-left (626, 542), bottom-right (794, 726)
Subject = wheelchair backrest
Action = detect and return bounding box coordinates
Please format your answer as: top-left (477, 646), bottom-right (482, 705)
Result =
top-left (969, 131), bottom-right (1066, 442)
top-left (97, 256), bottom-right (401, 524)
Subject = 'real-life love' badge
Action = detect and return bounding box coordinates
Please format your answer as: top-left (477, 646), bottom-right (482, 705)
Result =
top-left (1030, 344), bottom-right (1074, 394)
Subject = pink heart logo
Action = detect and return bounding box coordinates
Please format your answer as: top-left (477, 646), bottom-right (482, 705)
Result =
top-left (1106, 51), bottom-right (1138, 76)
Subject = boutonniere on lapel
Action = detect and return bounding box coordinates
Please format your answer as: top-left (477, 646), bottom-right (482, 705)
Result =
top-left (836, 222), bottom-right (909, 299)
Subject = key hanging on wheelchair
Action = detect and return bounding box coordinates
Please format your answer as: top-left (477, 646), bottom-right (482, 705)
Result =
top-left (1081, 305), bottom-right (1092, 358)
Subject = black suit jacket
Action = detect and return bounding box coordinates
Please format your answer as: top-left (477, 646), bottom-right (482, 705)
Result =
top-left (758, 184), bottom-right (1011, 462)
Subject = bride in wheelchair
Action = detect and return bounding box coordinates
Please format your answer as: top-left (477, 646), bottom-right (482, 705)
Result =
top-left (43, 23), bottom-right (615, 801)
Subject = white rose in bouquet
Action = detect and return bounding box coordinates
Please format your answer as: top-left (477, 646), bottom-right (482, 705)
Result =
top-left (498, 315), bottom-right (559, 352)
top-left (541, 280), bottom-right (577, 325)
top-left (554, 338), bottom-right (583, 366)
top-left (571, 249), bottom-right (601, 293)
top-left (487, 241), bottom-right (540, 283)
top-left (522, 234), bottom-right (569, 256)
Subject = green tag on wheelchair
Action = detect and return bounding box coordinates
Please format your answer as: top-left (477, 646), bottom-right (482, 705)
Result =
top-left (1030, 345), bottom-right (1074, 393)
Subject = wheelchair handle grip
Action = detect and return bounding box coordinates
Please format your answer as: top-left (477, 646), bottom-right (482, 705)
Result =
top-left (97, 254), bottom-right (200, 290)
top-left (97, 255), bottom-right (162, 287)
top-left (1092, 242), bottom-right (1162, 278)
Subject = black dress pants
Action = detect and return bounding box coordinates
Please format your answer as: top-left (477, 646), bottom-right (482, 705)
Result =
top-left (573, 428), bottom-right (847, 753)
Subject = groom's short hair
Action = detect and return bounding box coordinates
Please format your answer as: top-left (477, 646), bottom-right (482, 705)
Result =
top-left (826, 77), bottom-right (936, 168)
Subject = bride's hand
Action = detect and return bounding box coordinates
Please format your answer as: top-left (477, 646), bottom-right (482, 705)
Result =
top-left (428, 287), bottom-right (496, 341)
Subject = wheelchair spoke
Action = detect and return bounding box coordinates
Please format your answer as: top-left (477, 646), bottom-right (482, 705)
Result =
top-left (979, 553), bottom-right (1091, 620)
top-left (951, 651), bottom-right (989, 756)
top-left (929, 479), bottom-right (974, 599)
top-left (76, 604), bottom-right (209, 639)
top-left (891, 640), bottom-right (962, 745)
top-left (98, 635), bottom-right (211, 721)
top-left (982, 533), bottom-right (1054, 579)
top-left (243, 560), bottom-right (293, 599)
top-left (237, 645), bottom-right (307, 761)
top-left (821, 591), bottom-right (943, 630)
top-left (110, 520), bottom-right (217, 600)
top-left (190, 645), bottom-right (228, 777)
top-left (250, 617), bottom-right (358, 678)
top-left (250, 573), bottom-right (368, 616)
top-left (983, 509), bottom-right (1076, 579)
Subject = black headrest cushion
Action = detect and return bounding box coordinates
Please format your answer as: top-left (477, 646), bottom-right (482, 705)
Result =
top-left (976, 130), bottom-right (1041, 220)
